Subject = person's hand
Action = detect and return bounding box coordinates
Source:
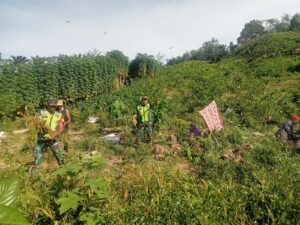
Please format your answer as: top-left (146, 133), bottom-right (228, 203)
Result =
top-left (131, 114), bottom-right (138, 127)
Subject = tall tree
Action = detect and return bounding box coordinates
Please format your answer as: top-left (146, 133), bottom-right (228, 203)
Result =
top-left (168, 39), bottom-right (228, 65)
top-left (199, 38), bottom-right (228, 62)
top-left (290, 13), bottom-right (300, 31)
top-left (237, 20), bottom-right (265, 45)
top-left (275, 14), bottom-right (291, 32)
top-left (106, 50), bottom-right (129, 69)
top-left (9, 55), bottom-right (29, 65)
top-left (129, 53), bottom-right (160, 79)
top-left (263, 18), bottom-right (280, 32)
top-left (167, 56), bottom-right (186, 65)
top-left (229, 42), bottom-right (238, 54)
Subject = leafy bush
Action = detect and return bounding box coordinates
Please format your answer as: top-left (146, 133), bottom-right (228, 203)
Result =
top-left (0, 178), bottom-right (30, 225)
top-left (129, 53), bottom-right (161, 79)
top-left (252, 57), bottom-right (297, 77)
top-left (0, 94), bottom-right (18, 118)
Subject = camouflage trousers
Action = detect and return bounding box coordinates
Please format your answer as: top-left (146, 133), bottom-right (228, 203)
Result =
top-left (136, 123), bottom-right (152, 143)
top-left (33, 139), bottom-right (64, 165)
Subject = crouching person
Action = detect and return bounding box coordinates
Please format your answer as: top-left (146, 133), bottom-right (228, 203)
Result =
top-left (33, 100), bottom-right (65, 168)
top-left (276, 115), bottom-right (300, 154)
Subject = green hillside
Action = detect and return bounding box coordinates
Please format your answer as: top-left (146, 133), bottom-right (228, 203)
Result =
top-left (0, 32), bottom-right (300, 224)
top-left (235, 31), bottom-right (300, 59)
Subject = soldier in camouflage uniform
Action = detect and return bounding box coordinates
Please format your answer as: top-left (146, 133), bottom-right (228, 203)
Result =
top-left (132, 96), bottom-right (154, 143)
top-left (276, 115), bottom-right (300, 154)
top-left (33, 100), bottom-right (65, 167)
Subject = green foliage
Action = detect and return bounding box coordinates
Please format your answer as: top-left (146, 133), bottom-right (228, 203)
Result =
top-left (274, 14), bottom-right (291, 32)
top-left (129, 53), bottom-right (161, 79)
top-left (57, 191), bottom-right (84, 214)
top-left (168, 14), bottom-right (299, 66)
top-left (0, 94), bottom-right (18, 118)
top-left (8, 56), bottom-right (29, 65)
top-left (237, 20), bottom-right (265, 45)
top-left (32, 57), bottom-right (60, 104)
top-left (235, 32), bottom-right (300, 61)
top-left (16, 153), bottom-right (109, 224)
top-left (0, 205), bottom-right (30, 225)
top-left (0, 178), bottom-right (19, 206)
top-left (290, 13), bottom-right (300, 31)
top-left (110, 99), bottom-right (127, 119)
top-left (251, 142), bottom-right (279, 168)
top-left (55, 164), bottom-right (83, 177)
top-left (106, 50), bottom-right (129, 70)
top-left (152, 100), bottom-right (168, 129)
top-left (105, 162), bottom-right (202, 224)
top-left (168, 38), bottom-right (228, 65)
top-left (252, 57), bottom-right (298, 77)
top-left (0, 63), bottom-right (40, 115)
top-left (103, 154), bottom-right (300, 225)
top-left (54, 160), bottom-right (108, 222)
top-left (192, 38), bottom-right (228, 62)
top-left (0, 178), bottom-right (30, 225)
top-left (0, 54), bottom-right (122, 117)
top-left (15, 64), bottom-right (40, 112)
top-left (237, 13), bottom-right (299, 45)
top-left (100, 55), bottom-right (298, 132)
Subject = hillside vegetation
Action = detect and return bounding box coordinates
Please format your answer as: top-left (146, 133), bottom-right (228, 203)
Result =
top-left (0, 32), bottom-right (300, 224)
top-left (235, 32), bottom-right (300, 60)
top-left (0, 53), bottom-right (129, 120)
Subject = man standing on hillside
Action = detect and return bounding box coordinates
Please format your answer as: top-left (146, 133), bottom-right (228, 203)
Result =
top-left (57, 99), bottom-right (71, 151)
top-left (31, 100), bottom-right (65, 170)
top-left (132, 96), bottom-right (154, 143)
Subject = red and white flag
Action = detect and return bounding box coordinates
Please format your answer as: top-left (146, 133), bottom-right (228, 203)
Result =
top-left (199, 100), bottom-right (224, 132)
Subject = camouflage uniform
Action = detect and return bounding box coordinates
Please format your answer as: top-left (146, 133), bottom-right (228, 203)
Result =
top-left (135, 97), bottom-right (154, 143)
top-left (276, 120), bottom-right (294, 141)
top-left (276, 119), bottom-right (300, 155)
top-left (33, 108), bottom-right (64, 166)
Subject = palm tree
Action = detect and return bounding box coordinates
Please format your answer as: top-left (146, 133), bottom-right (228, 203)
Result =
top-left (9, 55), bottom-right (29, 65)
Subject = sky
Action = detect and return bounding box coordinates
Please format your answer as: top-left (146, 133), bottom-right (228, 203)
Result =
top-left (0, 0), bottom-right (299, 61)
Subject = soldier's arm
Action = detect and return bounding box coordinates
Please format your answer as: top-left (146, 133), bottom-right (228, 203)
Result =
top-left (64, 110), bottom-right (71, 126)
top-left (36, 111), bottom-right (48, 131)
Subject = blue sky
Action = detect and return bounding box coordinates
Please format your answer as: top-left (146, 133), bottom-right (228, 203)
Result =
top-left (0, 0), bottom-right (299, 60)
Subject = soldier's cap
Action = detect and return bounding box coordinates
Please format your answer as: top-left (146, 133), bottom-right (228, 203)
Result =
top-left (57, 99), bottom-right (64, 106)
top-left (47, 99), bottom-right (57, 107)
top-left (141, 96), bottom-right (149, 100)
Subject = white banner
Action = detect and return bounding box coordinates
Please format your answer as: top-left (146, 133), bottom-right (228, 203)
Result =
top-left (199, 100), bottom-right (224, 132)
